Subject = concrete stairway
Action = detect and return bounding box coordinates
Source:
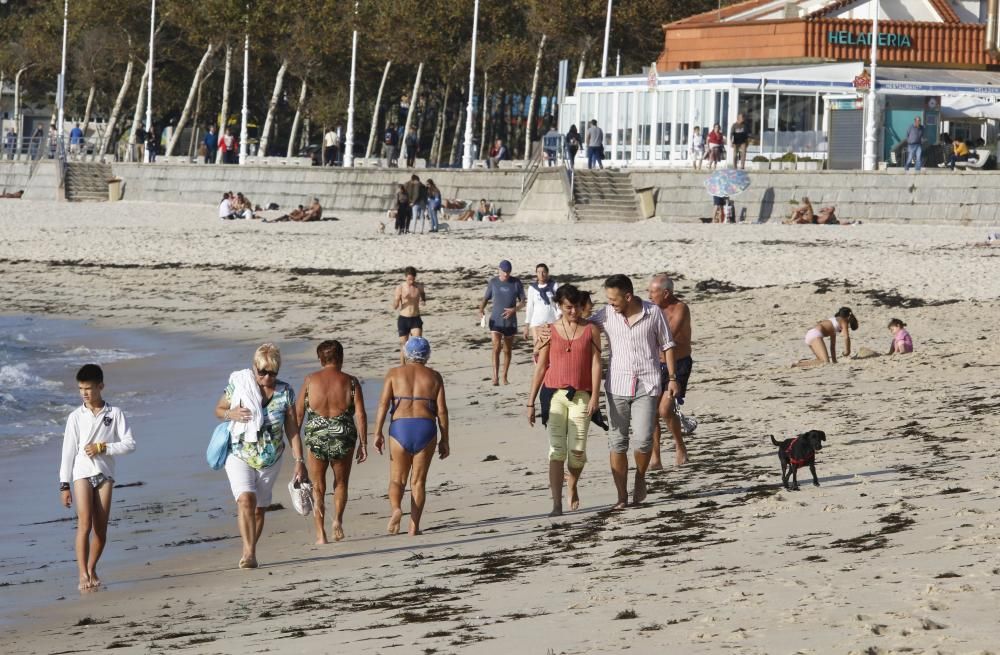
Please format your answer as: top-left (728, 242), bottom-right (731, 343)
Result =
top-left (571, 169), bottom-right (641, 222)
top-left (65, 162), bottom-right (113, 201)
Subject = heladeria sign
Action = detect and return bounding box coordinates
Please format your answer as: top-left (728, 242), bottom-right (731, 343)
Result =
top-left (827, 31), bottom-right (913, 48)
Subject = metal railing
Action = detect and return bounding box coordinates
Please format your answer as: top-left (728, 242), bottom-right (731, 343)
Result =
top-left (520, 147), bottom-right (544, 200)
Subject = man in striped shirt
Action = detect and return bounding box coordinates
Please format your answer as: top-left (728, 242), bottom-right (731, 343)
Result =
top-left (590, 274), bottom-right (678, 509)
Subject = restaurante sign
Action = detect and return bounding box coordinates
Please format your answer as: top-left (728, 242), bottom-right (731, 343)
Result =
top-left (827, 31), bottom-right (913, 48)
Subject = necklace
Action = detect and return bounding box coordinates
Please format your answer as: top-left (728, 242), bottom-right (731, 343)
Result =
top-left (562, 320), bottom-right (580, 352)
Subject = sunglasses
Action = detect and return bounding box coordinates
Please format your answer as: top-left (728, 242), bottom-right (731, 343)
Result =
top-left (256, 369), bottom-right (278, 378)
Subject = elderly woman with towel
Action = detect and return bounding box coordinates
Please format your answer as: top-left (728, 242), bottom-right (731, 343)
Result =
top-left (214, 343), bottom-right (306, 569)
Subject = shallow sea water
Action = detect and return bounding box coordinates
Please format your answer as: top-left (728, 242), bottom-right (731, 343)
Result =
top-left (0, 315), bottom-right (380, 618)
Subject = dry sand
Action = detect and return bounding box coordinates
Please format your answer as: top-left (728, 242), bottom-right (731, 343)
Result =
top-left (2, 200), bottom-right (999, 654)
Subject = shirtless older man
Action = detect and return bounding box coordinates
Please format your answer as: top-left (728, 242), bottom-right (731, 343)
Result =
top-left (393, 266), bottom-right (427, 364)
top-left (648, 273), bottom-right (692, 468)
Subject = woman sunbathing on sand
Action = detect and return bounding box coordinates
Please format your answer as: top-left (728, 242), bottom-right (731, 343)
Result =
top-left (792, 306), bottom-right (858, 368)
top-left (786, 197), bottom-right (815, 224)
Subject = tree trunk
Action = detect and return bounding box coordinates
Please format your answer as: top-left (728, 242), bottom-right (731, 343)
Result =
top-left (286, 78), bottom-right (307, 158)
top-left (431, 82), bottom-right (450, 167)
top-left (100, 59), bottom-right (133, 157)
top-left (479, 71), bottom-right (490, 159)
top-left (80, 85), bottom-right (96, 144)
top-left (217, 44), bottom-right (232, 164)
top-left (365, 60), bottom-right (391, 159)
top-left (575, 53), bottom-right (586, 94)
top-left (503, 93), bottom-right (513, 157)
top-left (13, 67), bottom-right (28, 156)
top-left (448, 87), bottom-right (464, 167)
top-left (189, 69), bottom-right (212, 159)
top-left (402, 62), bottom-right (423, 161)
top-left (258, 58), bottom-right (288, 158)
top-left (128, 64), bottom-right (150, 162)
top-left (167, 43), bottom-right (214, 156)
top-left (524, 34), bottom-right (547, 160)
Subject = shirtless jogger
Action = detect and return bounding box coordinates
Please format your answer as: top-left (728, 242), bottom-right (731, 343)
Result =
top-left (393, 266), bottom-right (427, 364)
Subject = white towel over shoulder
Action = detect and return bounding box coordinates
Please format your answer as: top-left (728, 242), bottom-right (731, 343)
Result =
top-left (227, 368), bottom-right (263, 443)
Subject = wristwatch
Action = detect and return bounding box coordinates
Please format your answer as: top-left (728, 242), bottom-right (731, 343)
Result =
top-left (60, 482), bottom-right (70, 491)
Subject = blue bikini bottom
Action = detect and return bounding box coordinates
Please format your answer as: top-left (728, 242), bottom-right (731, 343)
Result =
top-left (389, 417), bottom-right (437, 455)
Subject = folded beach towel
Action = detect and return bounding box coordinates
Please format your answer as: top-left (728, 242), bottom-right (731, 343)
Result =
top-left (227, 368), bottom-right (263, 443)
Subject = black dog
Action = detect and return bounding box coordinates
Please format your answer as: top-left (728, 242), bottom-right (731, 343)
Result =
top-left (770, 430), bottom-right (826, 491)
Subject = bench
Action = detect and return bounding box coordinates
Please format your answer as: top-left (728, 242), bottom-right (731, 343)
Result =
top-left (955, 149), bottom-right (991, 170)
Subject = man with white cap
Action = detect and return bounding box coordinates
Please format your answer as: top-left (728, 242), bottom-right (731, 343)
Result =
top-left (478, 260), bottom-right (525, 386)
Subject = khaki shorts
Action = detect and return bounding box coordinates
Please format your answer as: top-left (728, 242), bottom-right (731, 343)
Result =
top-left (606, 392), bottom-right (658, 454)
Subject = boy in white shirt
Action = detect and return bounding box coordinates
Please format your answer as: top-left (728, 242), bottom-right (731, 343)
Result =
top-left (523, 263), bottom-right (561, 346)
top-left (59, 364), bottom-right (136, 591)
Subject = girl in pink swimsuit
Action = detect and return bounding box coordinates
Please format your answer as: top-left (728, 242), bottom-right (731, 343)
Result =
top-left (793, 307), bottom-right (858, 368)
top-left (886, 318), bottom-right (913, 354)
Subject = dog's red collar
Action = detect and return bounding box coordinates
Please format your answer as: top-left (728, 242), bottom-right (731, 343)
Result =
top-left (786, 437), bottom-right (815, 467)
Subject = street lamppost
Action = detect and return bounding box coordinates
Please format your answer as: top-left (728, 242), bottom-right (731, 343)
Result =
top-left (344, 2), bottom-right (359, 168)
top-left (601, 0), bottom-right (613, 78)
top-left (144, 0), bottom-right (155, 162)
top-left (862, 1), bottom-right (880, 171)
top-left (461, 0), bottom-right (479, 169)
top-left (239, 9), bottom-right (249, 165)
top-left (56, 0), bottom-right (68, 145)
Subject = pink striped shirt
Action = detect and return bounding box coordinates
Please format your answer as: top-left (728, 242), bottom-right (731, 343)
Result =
top-left (590, 300), bottom-right (674, 397)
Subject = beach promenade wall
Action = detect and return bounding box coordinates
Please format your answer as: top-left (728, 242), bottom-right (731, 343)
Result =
top-left (107, 163), bottom-right (526, 217)
top-left (632, 170), bottom-right (1000, 225)
top-left (2, 160), bottom-right (998, 226)
top-left (0, 161), bottom-right (60, 200)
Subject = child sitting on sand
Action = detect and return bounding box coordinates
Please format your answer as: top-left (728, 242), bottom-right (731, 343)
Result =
top-left (886, 318), bottom-right (913, 354)
top-left (59, 364), bottom-right (136, 592)
top-left (792, 307), bottom-right (859, 368)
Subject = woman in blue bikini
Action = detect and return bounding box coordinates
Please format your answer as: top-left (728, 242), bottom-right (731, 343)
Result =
top-left (374, 337), bottom-right (450, 535)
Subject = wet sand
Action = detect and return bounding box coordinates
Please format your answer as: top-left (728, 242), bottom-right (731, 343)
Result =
top-left (1, 200), bottom-right (999, 652)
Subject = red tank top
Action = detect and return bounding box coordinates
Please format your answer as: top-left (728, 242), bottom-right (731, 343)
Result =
top-left (543, 323), bottom-right (594, 392)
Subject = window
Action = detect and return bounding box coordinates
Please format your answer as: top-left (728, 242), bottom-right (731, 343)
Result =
top-left (617, 92), bottom-right (634, 161)
top-left (637, 91), bottom-right (652, 160)
top-left (738, 91), bottom-right (763, 150)
top-left (655, 90), bottom-right (673, 160)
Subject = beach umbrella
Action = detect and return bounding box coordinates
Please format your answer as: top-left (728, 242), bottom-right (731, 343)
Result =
top-left (704, 169), bottom-right (751, 198)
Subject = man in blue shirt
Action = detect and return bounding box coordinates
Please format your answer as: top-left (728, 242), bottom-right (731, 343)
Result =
top-left (69, 123), bottom-right (84, 155)
top-left (478, 260), bottom-right (526, 386)
top-left (203, 125), bottom-right (218, 164)
top-left (904, 116), bottom-right (924, 172)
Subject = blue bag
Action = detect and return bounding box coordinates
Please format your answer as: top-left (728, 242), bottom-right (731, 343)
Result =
top-left (207, 422), bottom-right (231, 470)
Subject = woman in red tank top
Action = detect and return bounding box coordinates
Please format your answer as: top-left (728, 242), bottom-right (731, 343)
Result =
top-left (527, 285), bottom-right (603, 517)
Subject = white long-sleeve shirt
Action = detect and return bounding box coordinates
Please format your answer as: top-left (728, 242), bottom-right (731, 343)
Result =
top-left (524, 281), bottom-right (561, 327)
top-left (59, 403), bottom-right (136, 484)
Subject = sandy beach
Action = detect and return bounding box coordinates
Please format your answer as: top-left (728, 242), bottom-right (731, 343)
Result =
top-left (1, 200), bottom-right (999, 653)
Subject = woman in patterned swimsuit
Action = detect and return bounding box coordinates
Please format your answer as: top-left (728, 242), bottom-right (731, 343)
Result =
top-left (295, 340), bottom-right (368, 544)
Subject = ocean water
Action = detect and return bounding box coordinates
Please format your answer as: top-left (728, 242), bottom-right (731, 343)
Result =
top-left (0, 315), bottom-right (382, 618)
top-left (0, 319), bottom-right (149, 452)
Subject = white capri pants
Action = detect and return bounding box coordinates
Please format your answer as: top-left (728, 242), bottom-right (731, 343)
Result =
top-left (224, 453), bottom-right (281, 507)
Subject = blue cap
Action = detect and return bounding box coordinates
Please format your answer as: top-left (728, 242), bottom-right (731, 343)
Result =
top-left (499, 260), bottom-right (512, 272)
top-left (403, 336), bottom-right (431, 362)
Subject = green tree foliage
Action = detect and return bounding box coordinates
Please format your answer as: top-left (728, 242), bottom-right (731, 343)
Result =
top-left (1, 0), bottom-right (740, 154)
